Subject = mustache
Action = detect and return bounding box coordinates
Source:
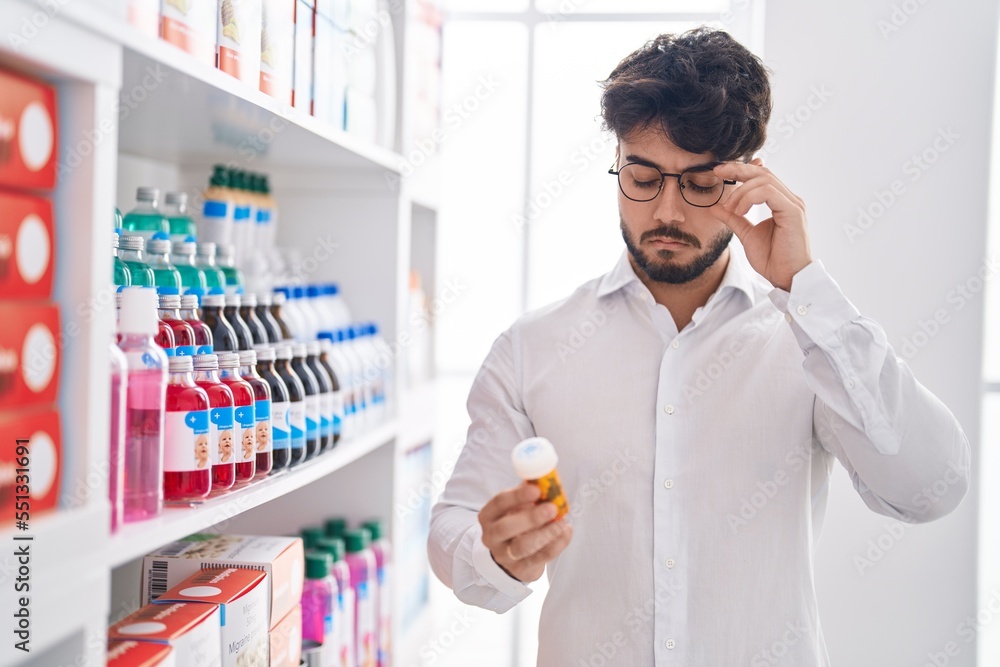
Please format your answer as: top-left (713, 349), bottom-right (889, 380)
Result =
top-left (640, 226), bottom-right (701, 248)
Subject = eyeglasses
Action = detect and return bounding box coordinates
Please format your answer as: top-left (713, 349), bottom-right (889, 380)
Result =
top-left (608, 161), bottom-right (736, 207)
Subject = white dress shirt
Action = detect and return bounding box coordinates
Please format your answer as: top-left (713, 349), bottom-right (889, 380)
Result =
top-left (428, 240), bottom-right (971, 666)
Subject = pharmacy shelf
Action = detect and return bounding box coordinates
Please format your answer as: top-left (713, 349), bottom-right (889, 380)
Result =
top-left (38, 0), bottom-right (406, 173)
top-left (104, 421), bottom-right (397, 569)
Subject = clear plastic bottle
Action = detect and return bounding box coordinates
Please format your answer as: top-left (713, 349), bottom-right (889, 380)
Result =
top-left (171, 237), bottom-right (208, 291)
top-left (154, 313), bottom-right (176, 357)
top-left (157, 288), bottom-right (197, 357)
top-left (163, 355), bottom-right (212, 503)
top-left (306, 340), bottom-right (334, 454)
top-left (275, 344), bottom-right (306, 465)
top-left (113, 232), bottom-right (131, 287)
top-left (344, 528), bottom-right (378, 667)
top-left (122, 186), bottom-right (169, 242)
top-left (109, 341), bottom-right (128, 532)
top-left (118, 236), bottom-right (157, 288)
top-left (218, 351), bottom-right (256, 485)
top-left (179, 292), bottom-right (214, 355)
top-left (353, 325), bottom-right (384, 426)
top-left (302, 551), bottom-right (335, 653)
top-left (146, 233), bottom-right (183, 289)
top-left (328, 283), bottom-right (352, 329)
top-left (362, 519), bottom-right (392, 667)
top-left (316, 537), bottom-right (353, 667)
top-left (224, 294), bottom-right (254, 351)
top-left (291, 342), bottom-right (321, 460)
top-left (341, 328), bottom-right (370, 432)
top-left (216, 243), bottom-right (246, 294)
top-left (368, 323), bottom-right (394, 418)
top-left (164, 191), bottom-right (197, 242)
top-left (117, 287), bottom-right (168, 521)
top-left (238, 349), bottom-right (273, 478)
top-left (193, 353), bottom-right (237, 493)
top-left (255, 345), bottom-right (291, 471)
top-left (195, 242), bottom-right (228, 291)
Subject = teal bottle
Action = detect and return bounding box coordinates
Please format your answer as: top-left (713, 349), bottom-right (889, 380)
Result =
top-left (113, 232), bottom-right (131, 287)
top-left (215, 243), bottom-right (245, 293)
top-left (122, 187), bottom-right (169, 242)
top-left (145, 233), bottom-right (182, 289)
top-left (195, 242), bottom-right (227, 291)
top-left (171, 236), bottom-right (208, 291)
top-left (164, 192), bottom-right (198, 242)
top-left (117, 236), bottom-right (156, 287)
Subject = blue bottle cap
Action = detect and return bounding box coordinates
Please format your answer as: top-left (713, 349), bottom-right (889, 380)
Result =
top-left (274, 286), bottom-right (290, 299)
top-left (292, 286), bottom-right (305, 299)
top-left (208, 287), bottom-right (226, 295)
top-left (152, 231), bottom-right (170, 240)
top-left (184, 235), bottom-right (197, 242)
top-left (318, 331), bottom-right (334, 341)
top-left (345, 327), bottom-right (357, 340)
top-left (156, 286), bottom-right (180, 295)
top-left (328, 283), bottom-right (340, 295)
top-left (306, 285), bottom-right (321, 298)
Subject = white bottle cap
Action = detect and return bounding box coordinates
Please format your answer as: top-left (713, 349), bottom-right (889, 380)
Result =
top-left (119, 287), bottom-right (159, 335)
top-left (511, 437), bottom-right (558, 480)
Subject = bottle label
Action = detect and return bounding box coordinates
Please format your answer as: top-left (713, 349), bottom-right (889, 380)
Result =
top-left (210, 405), bottom-right (235, 465)
top-left (203, 199), bottom-right (229, 219)
top-left (357, 579), bottom-right (374, 667)
top-left (341, 586), bottom-right (356, 667)
top-left (195, 344), bottom-right (213, 355)
top-left (255, 398), bottom-right (272, 454)
top-left (288, 400), bottom-right (306, 448)
top-left (272, 400), bottom-right (290, 449)
top-left (175, 345), bottom-right (196, 357)
top-left (164, 409), bottom-right (210, 472)
top-left (319, 391), bottom-right (333, 439)
top-left (234, 404), bottom-right (255, 462)
top-left (305, 394), bottom-right (319, 441)
top-left (331, 391), bottom-right (344, 435)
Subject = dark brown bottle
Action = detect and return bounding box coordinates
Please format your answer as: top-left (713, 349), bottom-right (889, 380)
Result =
top-left (200, 292), bottom-right (238, 352)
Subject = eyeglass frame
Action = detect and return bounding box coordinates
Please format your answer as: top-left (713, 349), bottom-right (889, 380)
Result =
top-left (608, 160), bottom-right (737, 208)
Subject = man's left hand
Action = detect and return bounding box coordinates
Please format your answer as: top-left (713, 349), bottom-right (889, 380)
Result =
top-left (710, 159), bottom-right (812, 292)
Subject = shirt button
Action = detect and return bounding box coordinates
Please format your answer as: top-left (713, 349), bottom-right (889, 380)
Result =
top-left (663, 404), bottom-right (675, 415)
top-left (670, 340), bottom-right (679, 349)
top-left (796, 305), bottom-right (809, 316)
top-left (846, 379), bottom-right (855, 389)
top-left (663, 479), bottom-right (673, 489)
top-left (665, 558), bottom-right (675, 568)
top-left (665, 639), bottom-right (676, 650)
top-left (784, 312), bottom-right (793, 323)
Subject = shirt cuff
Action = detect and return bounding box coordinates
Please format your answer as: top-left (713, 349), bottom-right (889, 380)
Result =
top-left (768, 260), bottom-right (862, 352)
top-left (469, 523), bottom-right (533, 602)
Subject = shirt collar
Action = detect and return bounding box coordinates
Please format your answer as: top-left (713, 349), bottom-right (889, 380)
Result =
top-left (596, 239), bottom-right (761, 308)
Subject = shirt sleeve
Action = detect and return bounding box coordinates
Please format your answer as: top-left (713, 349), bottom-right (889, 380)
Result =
top-left (768, 260), bottom-right (972, 523)
top-left (427, 328), bottom-right (537, 612)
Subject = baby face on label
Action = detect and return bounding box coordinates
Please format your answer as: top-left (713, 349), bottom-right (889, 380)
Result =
top-left (195, 434), bottom-right (210, 468)
top-left (256, 422), bottom-right (269, 450)
top-left (242, 428), bottom-right (254, 459)
top-left (219, 430), bottom-right (233, 462)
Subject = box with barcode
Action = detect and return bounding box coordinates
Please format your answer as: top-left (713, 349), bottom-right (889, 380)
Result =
top-left (141, 534), bottom-right (304, 631)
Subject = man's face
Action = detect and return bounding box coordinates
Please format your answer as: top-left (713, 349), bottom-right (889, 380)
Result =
top-left (616, 126), bottom-right (735, 284)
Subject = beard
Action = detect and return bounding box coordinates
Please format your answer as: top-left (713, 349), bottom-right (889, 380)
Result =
top-left (620, 216), bottom-right (732, 284)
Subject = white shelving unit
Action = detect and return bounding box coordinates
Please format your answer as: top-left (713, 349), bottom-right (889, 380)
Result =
top-left (0, 0), bottom-right (439, 664)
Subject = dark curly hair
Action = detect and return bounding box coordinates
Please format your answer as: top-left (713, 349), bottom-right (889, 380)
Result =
top-left (600, 28), bottom-right (771, 162)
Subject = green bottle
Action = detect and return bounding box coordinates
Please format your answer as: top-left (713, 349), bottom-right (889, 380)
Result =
top-left (117, 236), bottom-right (156, 287)
top-left (215, 243), bottom-right (245, 293)
top-left (114, 207), bottom-right (124, 231)
top-left (122, 187), bottom-right (169, 242)
top-left (195, 242), bottom-right (227, 291)
top-left (164, 192), bottom-right (198, 242)
top-left (145, 233), bottom-right (182, 289)
top-left (113, 232), bottom-right (131, 287)
top-left (171, 237), bottom-right (208, 291)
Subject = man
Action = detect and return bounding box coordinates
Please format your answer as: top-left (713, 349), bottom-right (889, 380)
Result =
top-left (428, 28), bottom-right (971, 665)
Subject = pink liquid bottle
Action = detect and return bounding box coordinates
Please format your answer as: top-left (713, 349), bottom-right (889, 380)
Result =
top-left (237, 349), bottom-right (273, 478)
top-left (117, 287), bottom-right (168, 522)
top-left (157, 288), bottom-right (197, 357)
top-left (362, 519), bottom-right (392, 667)
top-left (317, 536), bottom-right (352, 667)
top-left (217, 351), bottom-right (256, 484)
top-left (302, 551), bottom-right (335, 654)
top-left (179, 290), bottom-right (214, 354)
top-left (344, 528), bottom-right (378, 667)
top-left (163, 354), bottom-right (212, 502)
top-left (109, 341), bottom-right (128, 532)
top-left (193, 354), bottom-right (236, 493)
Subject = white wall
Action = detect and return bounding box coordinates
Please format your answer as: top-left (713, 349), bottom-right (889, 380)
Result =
top-left (764, 2), bottom-right (996, 666)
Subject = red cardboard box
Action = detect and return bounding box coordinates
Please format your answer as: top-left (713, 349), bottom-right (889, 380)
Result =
top-left (0, 190), bottom-right (54, 300)
top-left (107, 640), bottom-right (176, 667)
top-left (109, 602), bottom-right (221, 667)
top-left (0, 68), bottom-right (57, 191)
top-left (0, 302), bottom-right (59, 410)
top-left (0, 407), bottom-right (62, 526)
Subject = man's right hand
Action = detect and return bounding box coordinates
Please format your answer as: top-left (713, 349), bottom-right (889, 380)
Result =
top-left (478, 482), bottom-right (573, 583)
